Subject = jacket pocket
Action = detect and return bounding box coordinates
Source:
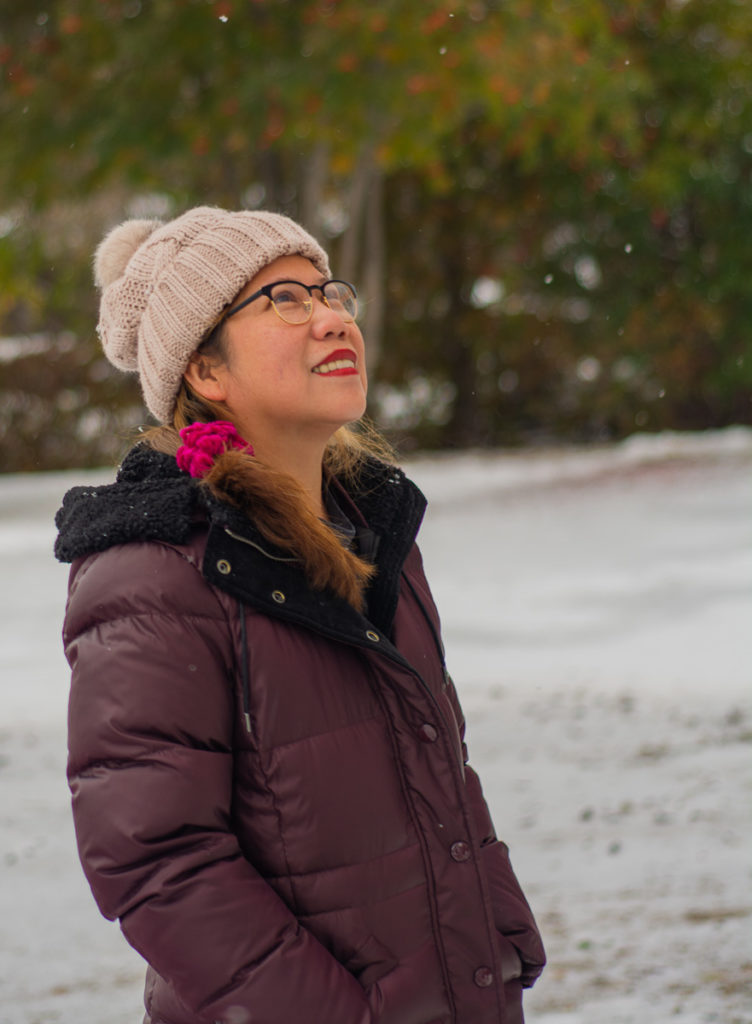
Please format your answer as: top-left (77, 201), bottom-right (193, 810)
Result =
top-left (143, 964), bottom-right (196, 1024)
top-left (342, 929), bottom-right (399, 988)
top-left (479, 838), bottom-right (546, 987)
top-left (298, 906), bottom-right (398, 988)
top-left (494, 931), bottom-right (523, 983)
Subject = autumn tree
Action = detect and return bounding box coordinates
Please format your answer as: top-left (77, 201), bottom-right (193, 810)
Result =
top-left (0, 0), bottom-right (750, 468)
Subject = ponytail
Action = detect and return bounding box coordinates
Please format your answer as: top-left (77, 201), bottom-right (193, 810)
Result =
top-left (140, 381), bottom-right (393, 610)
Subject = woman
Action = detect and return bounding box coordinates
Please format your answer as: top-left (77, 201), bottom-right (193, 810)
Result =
top-left (55, 206), bottom-right (545, 1024)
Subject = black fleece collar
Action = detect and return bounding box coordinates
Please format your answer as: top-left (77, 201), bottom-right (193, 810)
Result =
top-left (54, 446), bottom-right (197, 563)
top-left (54, 444), bottom-right (427, 635)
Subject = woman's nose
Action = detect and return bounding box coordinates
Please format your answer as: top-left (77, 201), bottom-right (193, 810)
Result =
top-left (310, 294), bottom-right (348, 335)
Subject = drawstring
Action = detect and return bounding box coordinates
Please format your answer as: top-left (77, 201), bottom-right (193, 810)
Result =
top-left (238, 601), bottom-right (253, 735)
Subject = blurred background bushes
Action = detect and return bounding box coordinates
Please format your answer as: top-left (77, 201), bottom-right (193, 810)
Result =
top-left (0, 0), bottom-right (750, 470)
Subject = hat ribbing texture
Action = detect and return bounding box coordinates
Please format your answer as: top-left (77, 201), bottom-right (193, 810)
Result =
top-left (95, 206), bottom-right (331, 423)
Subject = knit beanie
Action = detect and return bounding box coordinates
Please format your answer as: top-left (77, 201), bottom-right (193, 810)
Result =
top-left (94, 206), bottom-right (331, 423)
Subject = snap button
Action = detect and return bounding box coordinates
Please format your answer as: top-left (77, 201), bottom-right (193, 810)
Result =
top-left (473, 966), bottom-right (494, 988)
top-left (271, 590), bottom-right (286, 604)
top-left (366, 630), bottom-right (380, 642)
top-left (216, 559), bottom-right (232, 575)
top-left (418, 723), bottom-right (438, 743)
top-left (450, 840), bottom-right (471, 862)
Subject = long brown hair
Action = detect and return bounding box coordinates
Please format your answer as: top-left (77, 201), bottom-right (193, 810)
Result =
top-left (140, 328), bottom-right (394, 609)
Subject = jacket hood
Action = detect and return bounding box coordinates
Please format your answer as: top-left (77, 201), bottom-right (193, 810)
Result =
top-left (54, 446), bottom-right (198, 563)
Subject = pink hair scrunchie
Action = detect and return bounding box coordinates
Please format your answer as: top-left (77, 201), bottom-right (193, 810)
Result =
top-left (176, 420), bottom-right (254, 479)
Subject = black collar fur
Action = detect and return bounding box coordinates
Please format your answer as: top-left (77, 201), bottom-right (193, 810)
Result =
top-left (54, 444), bottom-right (427, 633)
top-left (54, 446), bottom-right (198, 563)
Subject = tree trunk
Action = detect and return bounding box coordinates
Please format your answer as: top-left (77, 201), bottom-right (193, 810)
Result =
top-left (300, 142), bottom-right (329, 238)
top-left (362, 166), bottom-right (385, 370)
top-left (439, 200), bottom-right (477, 447)
top-left (338, 147), bottom-right (373, 282)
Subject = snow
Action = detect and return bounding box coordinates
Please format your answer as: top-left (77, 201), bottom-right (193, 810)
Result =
top-left (1, 430), bottom-right (750, 1024)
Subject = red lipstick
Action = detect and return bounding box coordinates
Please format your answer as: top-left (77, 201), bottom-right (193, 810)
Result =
top-left (311, 349), bottom-right (359, 376)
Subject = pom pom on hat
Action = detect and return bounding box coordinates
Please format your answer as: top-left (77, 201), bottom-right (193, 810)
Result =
top-left (94, 218), bottom-right (163, 290)
top-left (94, 206), bottom-right (331, 423)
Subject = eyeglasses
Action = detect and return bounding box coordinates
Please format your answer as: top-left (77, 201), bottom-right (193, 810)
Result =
top-left (224, 278), bottom-right (358, 325)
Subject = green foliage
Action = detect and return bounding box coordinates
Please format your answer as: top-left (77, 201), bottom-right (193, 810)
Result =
top-left (0, 0), bottom-right (750, 468)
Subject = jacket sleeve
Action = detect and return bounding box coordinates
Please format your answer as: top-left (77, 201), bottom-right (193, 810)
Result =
top-left (444, 677), bottom-right (546, 988)
top-left (64, 540), bottom-right (378, 1024)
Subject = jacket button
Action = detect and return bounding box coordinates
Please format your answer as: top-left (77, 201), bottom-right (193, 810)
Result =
top-left (216, 559), bottom-right (232, 575)
top-left (450, 840), bottom-right (471, 862)
top-left (418, 723), bottom-right (438, 743)
top-left (366, 630), bottom-right (380, 642)
top-left (271, 590), bottom-right (286, 604)
top-left (474, 966), bottom-right (494, 988)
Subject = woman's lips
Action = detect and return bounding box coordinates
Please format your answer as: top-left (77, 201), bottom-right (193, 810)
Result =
top-left (312, 349), bottom-right (359, 376)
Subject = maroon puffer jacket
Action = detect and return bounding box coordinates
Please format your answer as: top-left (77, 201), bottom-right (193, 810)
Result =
top-left (56, 447), bottom-right (545, 1024)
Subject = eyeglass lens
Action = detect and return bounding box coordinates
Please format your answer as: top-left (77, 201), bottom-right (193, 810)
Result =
top-left (270, 281), bottom-right (357, 324)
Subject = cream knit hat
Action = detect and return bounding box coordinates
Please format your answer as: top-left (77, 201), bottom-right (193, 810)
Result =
top-left (94, 206), bottom-right (331, 423)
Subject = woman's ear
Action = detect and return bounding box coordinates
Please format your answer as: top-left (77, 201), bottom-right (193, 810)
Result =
top-left (183, 352), bottom-right (229, 403)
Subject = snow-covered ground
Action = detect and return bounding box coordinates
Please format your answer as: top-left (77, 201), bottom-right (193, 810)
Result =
top-left (1, 429), bottom-right (750, 1024)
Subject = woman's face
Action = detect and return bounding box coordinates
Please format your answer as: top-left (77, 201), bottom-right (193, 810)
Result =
top-left (197, 254), bottom-right (368, 452)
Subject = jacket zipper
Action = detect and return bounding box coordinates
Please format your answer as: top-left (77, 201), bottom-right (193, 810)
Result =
top-left (398, 575), bottom-right (508, 1019)
top-left (363, 665), bottom-right (458, 1023)
top-left (224, 527), bottom-right (298, 563)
